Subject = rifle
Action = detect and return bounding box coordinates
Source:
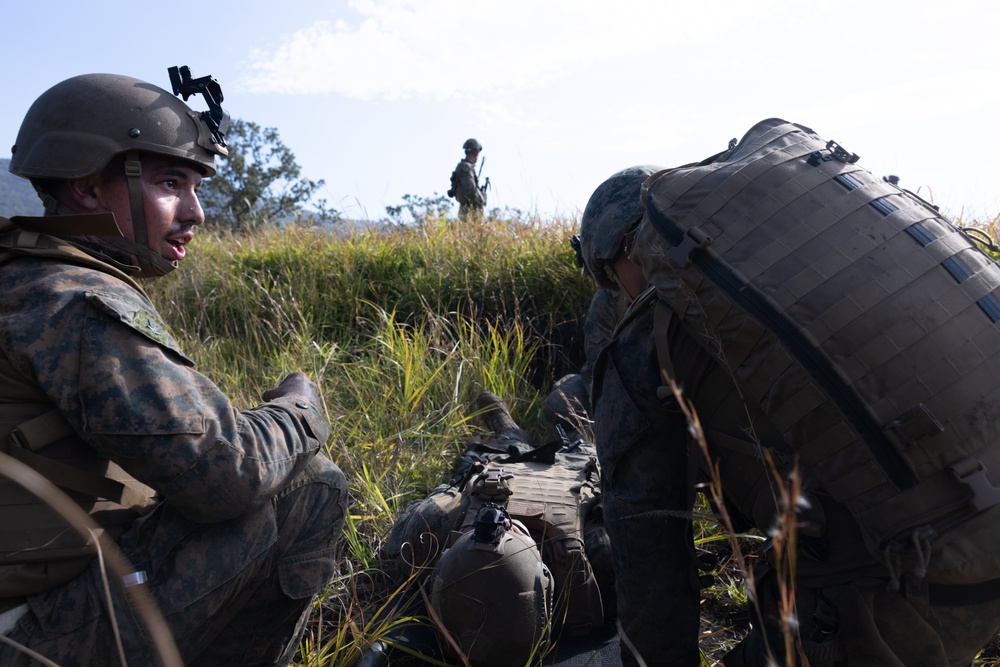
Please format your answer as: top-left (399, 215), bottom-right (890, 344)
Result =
top-left (477, 159), bottom-right (491, 196)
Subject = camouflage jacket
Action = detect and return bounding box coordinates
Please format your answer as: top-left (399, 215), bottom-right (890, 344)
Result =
top-left (580, 287), bottom-right (621, 386)
top-left (0, 216), bottom-right (330, 524)
top-left (450, 160), bottom-right (485, 208)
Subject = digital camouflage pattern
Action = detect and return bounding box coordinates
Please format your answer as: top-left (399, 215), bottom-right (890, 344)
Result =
top-left (592, 292), bottom-right (1000, 666)
top-left (591, 297), bottom-right (701, 666)
top-left (451, 159), bottom-right (486, 219)
top-left (0, 219), bottom-right (348, 665)
top-left (580, 286), bottom-right (620, 388)
top-left (0, 234), bottom-right (329, 521)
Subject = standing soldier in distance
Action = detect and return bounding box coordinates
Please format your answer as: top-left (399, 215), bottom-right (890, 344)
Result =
top-left (0, 68), bottom-right (348, 666)
top-left (449, 138), bottom-right (487, 220)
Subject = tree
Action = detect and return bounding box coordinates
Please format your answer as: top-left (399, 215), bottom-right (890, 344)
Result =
top-left (199, 118), bottom-right (339, 230)
top-left (385, 192), bottom-right (453, 226)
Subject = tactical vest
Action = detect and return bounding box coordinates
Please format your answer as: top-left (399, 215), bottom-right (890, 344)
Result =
top-left (630, 119), bottom-right (1000, 585)
top-left (390, 437), bottom-right (609, 636)
top-left (0, 217), bottom-right (159, 600)
top-left (451, 444), bottom-right (606, 636)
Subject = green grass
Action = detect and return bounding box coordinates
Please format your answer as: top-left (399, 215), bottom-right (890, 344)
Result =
top-left (145, 212), bottom-right (1000, 666)
top-left (146, 215), bottom-right (597, 665)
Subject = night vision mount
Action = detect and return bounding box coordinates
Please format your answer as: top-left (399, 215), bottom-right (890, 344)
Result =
top-left (168, 65), bottom-right (230, 148)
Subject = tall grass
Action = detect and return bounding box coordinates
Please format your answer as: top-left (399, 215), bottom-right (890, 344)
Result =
top-left (145, 213), bottom-right (1000, 666)
top-left (145, 215), bottom-right (597, 663)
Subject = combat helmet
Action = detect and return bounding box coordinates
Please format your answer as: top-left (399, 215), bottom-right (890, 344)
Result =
top-left (463, 138), bottom-right (483, 152)
top-left (430, 504), bottom-right (553, 667)
top-left (9, 67), bottom-right (230, 276)
top-left (579, 165), bottom-right (661, 289)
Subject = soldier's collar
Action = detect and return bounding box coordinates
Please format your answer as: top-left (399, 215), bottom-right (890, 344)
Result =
top-left (8, 213), bottom-right (125, 238)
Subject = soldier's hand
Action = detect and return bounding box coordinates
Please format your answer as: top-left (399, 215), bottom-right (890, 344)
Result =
top-left (263, 372), bottom-right (322, 410)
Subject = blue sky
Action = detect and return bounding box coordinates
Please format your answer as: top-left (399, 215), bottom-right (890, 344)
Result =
top-left (4, 0), bottom-right (999, 223)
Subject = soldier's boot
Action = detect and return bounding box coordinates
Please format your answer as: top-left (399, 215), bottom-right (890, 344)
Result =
top-left (475, 392), bottom-right (531, 443)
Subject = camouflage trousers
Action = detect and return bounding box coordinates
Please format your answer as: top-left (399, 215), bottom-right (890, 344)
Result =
top-left (593, 303), bottom-right (702, 666)
top-left (0, 455), bottom-right (347, 667)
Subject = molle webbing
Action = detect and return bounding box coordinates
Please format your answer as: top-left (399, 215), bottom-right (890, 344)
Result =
top-left (633, 118), bottom-right (1000, 582)
top-left (460, 456), bottom-right (605, 635)
top-left (6, 408), bottom-right (157, 514)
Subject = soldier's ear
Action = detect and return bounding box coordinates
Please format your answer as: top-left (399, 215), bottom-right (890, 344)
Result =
top-left (65, 173), bottom-right (119, 214)
top-left (64, 177), bottom-right (100, 212)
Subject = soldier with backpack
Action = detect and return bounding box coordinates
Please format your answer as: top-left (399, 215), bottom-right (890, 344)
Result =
top-left (448, 138), bottom-right (488, 220)
top-left (0, 68), bottom-right (348, 666)
top-left (581, 135), bottom-right (1000, 666)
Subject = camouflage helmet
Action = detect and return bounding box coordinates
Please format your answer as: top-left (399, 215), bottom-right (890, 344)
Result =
top-left (463, 138), bottom-right (483, 152)
top-left (430, 505), bottom-right (553, 667)
top-left (9, 72), bottom-right (227, 181)
top-left (579, 165), bottom-right (661, 289)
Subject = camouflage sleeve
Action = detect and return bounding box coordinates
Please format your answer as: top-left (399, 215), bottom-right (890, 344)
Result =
top-left (4, 261), bottom-right (330, 523)
top-left (580, 287), bottom-right (620, 381)
top-left (455, 162), bottom-right (485, 207)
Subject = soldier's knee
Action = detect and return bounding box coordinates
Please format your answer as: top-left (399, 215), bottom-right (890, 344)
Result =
top-left (275, 456), bottom-right (348, 553)
top-left (304, 455), bottom-right (349, 526)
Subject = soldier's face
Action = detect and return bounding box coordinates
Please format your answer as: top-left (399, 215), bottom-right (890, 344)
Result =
top-left (100, 155), bottom-right (205, 264)
top-left (466, 150), bottom-right (480, 164)
top-left (610, 255), bottom-right (644, 307)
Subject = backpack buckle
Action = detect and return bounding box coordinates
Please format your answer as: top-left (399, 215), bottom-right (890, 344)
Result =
top-left (667, 227), bottom-right (711, 269)
top-left (949, 458), bottom-right (1000, 513)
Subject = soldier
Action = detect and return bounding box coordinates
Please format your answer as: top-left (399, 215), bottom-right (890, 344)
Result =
top-left (583, 161), bottom-right (1000, 665)
top-left (576, 165), bottom-right (703, 665)
top-left (449, 138), bottom-right (487, 220)
top-left (0, 69), bottom-right (348, 666)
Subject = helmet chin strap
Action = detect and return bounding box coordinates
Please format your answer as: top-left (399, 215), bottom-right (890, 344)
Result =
top-left (123, 151), bottom-right (178, 277)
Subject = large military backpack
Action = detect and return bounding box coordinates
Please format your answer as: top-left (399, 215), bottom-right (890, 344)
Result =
top-left (631, 118), bottom-right (1000, 585)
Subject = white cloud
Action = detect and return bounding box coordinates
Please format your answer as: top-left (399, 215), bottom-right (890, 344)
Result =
top-left (237, 0), bottom-right (770, 101)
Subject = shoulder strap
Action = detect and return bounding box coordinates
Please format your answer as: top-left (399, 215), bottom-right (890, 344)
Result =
top-left (4, 408), bottom-right (157, 514)
top-left (0, 217), bottom-right (145, 293)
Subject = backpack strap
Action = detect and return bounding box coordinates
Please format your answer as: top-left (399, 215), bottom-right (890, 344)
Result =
top-left (0, 215), bottom-right (144, 292)
top-left (6, 408), bottom-right (157, 514)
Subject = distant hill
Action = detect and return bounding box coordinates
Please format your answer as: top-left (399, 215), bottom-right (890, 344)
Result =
top-left (0, 158), bottom-right (43, 217)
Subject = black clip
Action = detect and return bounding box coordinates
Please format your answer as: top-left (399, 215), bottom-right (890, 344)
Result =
top-left (667, 227), bottom-right (711, 269)
top-left (826, 140), bottom-right (860, 164)
top-left (168, 65), bottom-right (230, 148)
top-left (807, 140), bottom-right (861, 167)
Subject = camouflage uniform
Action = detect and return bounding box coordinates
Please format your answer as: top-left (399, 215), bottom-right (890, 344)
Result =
top-left (0, 219), bottom-right (348, 666)
top-left (580, 286), bottom-right (620, 390)
top-left (593, 291), bottom-right (1000, 666)
top-left (451, 159), bottom-right (486, 219)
